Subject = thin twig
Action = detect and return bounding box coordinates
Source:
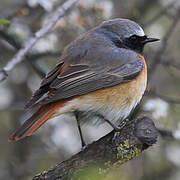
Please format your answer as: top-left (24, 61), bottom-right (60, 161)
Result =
top-left (0, 0), bottom-right (78, 82)
top-left (162, 58), bottom-right (180, 70)
top-left (147, 90), bottom-right (180, 104)
top-left (158, 129), bottom-right (174, 140)
top-left (143, 0), bottom-right (177, 27)
top-left (0, 29), bottom-right (62, 77)
top-left (148, 9), bottom-right (180, 81)
top-left (0, 29), bottom-right (22, 49)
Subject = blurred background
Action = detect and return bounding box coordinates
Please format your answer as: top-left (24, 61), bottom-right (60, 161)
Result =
top-left (0, 0), bottom-right (180, 179)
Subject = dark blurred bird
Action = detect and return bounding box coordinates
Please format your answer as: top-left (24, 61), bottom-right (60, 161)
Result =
top-left (9, 18), bottom-right (159, 146)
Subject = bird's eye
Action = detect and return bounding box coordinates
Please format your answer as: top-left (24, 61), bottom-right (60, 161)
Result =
top-left (129, 35), bottom-right (138, 41)
top-left (129, 35), bottom-right (147, 43)
top-left (141, 35), bottom-right (147, 41)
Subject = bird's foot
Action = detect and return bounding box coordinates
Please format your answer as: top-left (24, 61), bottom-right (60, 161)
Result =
top-left (105, 118), bottom-right (129, 131)
top-left (80, 136), bottom-right (87, 150)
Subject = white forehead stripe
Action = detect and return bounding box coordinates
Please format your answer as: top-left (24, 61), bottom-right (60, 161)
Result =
top-left (135, 26), bottom-right (145, 36)
top-left (123, 22), bottom-right (145, 38)
top-left (124, 28), bottom-right (145, 38)
top-left (125, 25), bottom-right (145, 37)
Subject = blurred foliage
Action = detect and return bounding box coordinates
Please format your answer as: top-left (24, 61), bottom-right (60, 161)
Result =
top-left (0, 19), bottom-right (10, 24)
top-left (0, 0), bottom-right (180, 179)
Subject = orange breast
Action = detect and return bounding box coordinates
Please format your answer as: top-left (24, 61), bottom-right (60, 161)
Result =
top-left (79, 53), bottom-right (147, 109)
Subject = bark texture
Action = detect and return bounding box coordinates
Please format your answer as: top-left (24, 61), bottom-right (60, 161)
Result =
top-left (33, 116), bottom-right (158, 180)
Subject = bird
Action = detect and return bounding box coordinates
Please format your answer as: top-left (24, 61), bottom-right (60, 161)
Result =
top-left (9, 18), bottom-right (159, 146)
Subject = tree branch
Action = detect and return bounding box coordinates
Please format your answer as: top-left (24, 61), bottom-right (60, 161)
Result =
top-left (32, 116), bottom-right (158, 180)
top-left (162, 58), bottom-right (180, 70)
top-left (146, 90), bottom-right (180, 104)
top-left (0, 0), bottom-right (78, 82)
top-left (143, 0), bottom-right (177, 27)
top-left (0, 29), bottom-right (62, 77)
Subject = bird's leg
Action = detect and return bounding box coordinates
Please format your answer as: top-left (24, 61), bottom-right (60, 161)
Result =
top-left (74, 111), bottom-right (86, 148)
top-left (97, 114), bottom-right (129, 131)
top-left (104, 117), bottom-right (130, 142)
top-left (105, 118), bottom-right (129, 131)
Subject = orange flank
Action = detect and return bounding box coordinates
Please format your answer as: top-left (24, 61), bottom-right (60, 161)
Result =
top-left (78, 53), bottom-right (147, 110)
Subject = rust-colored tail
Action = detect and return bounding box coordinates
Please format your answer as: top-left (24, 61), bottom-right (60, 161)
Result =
top-left (9, 100), bottom-right (67, 141)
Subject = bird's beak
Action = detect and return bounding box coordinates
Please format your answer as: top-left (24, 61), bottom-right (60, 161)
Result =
top-left (143, 37), bottom-right (160, 44)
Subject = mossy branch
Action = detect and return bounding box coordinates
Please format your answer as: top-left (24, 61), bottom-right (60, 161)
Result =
top-left (32, 116), bottom-right (158, 180)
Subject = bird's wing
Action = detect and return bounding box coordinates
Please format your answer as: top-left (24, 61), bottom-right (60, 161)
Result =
top-left (25, 61), bottom-right (64, 108)
top-left (26, 48), bottom-right (143, 108)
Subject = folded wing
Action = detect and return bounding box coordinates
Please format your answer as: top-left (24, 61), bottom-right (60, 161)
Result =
top-left (27, 48), bottom-right (143, 106)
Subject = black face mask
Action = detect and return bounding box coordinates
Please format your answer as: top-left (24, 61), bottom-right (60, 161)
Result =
top-left (124, 35), bottom-right (159, 53)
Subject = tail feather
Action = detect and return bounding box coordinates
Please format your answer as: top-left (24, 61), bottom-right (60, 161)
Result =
top-left (24, 87), bottom-right (49, 109)
top-left (9, 100), bottom-right (67, 141)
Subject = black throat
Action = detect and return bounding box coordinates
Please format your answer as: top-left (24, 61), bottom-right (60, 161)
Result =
top-left (123, 35), bottom-right (147, 53)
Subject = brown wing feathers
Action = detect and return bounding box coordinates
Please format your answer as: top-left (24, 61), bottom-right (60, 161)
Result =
top-left (9, 100), bottom-right (68, 141)
top-left (25, 62), bottom-right (65, 109)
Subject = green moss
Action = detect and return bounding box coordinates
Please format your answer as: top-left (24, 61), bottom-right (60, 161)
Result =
top-left (115, 140), bottom-right (142, 166)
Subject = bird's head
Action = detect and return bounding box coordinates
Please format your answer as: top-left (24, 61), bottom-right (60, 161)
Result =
top-left (99, 18), bottom-right (159, 53)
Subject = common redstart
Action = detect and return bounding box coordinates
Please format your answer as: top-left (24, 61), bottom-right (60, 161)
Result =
top-left (9, 18), bottom-right (159, 146)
